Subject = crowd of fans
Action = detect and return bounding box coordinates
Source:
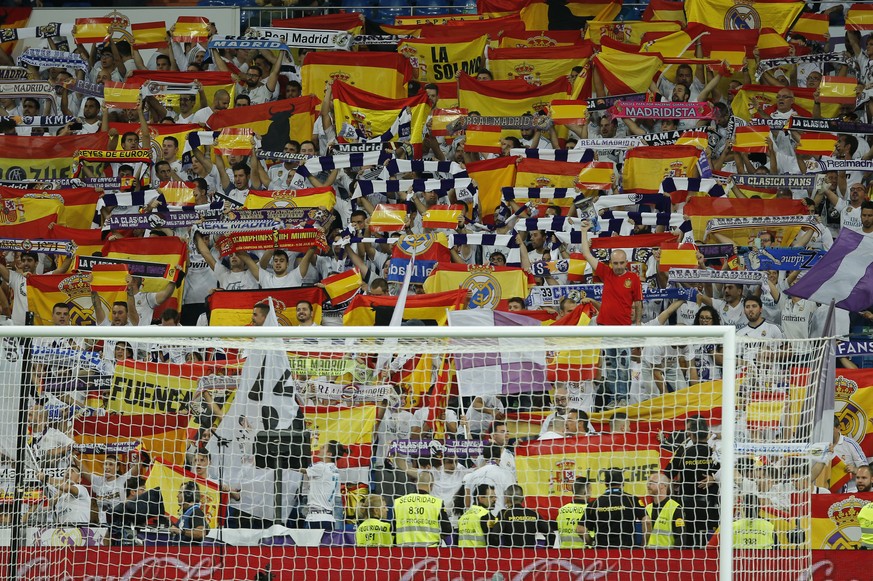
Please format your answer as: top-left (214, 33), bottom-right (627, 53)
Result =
top-left (1, 0), bottom-right (872, 551)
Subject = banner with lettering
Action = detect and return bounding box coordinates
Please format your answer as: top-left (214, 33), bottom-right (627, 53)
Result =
top-left (397, 33), bottom-right (488, 83)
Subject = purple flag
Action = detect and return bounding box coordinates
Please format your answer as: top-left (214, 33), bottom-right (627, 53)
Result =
top-left (786, 229), bottom-right (873, 311)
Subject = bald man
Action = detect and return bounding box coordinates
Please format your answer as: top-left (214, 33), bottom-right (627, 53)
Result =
top-left (642, 472), bottom-right (690, 548)
top-left (579, 220), bottom-right (642, 407)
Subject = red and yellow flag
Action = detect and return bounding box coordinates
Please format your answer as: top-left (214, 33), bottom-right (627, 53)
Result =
top-left (0, 197), bottom-right (61, 239)
top-left (730, 84), bottom-right (839, 121)
top-left (214, 128), bottom-right (253, 157)
top-left (464, 124), bottom-right (503, 154)
top-left (685, 0), bottom-right (805, 35)
top-left (659, 242), bottom-right (698, 271)
top-left (466, 156), bottom-right (517, 225)
top-left (110, 122), bottom-right (200, 163)
top-left (820, 76), bottom-right (859, 105)
top-left (811, 492), bottom-right (873, 549)
top-left (302, 51), bottom-right (413, 100)
top-left (457, 73), bottom-right (572, 118)
top-left (675, 130), bottom-right (711, 150)
top-left (103, 81), bottom-right (140, 110)
top-left (642, 0), bottom-right (687, 23)
top-left (574, 162), bottom-right (616, 190)
top-left (49, 224), bottom-right (104, 262)
top-left (392, 233), bottom-right (453, 262)
top-left (369, 203), bottom-right (408, 233)
top-left (515, 158), bottom-right (588, 190)
top-left (733, 125), bottom-right (770, 153)
top-left (477, 0), bottom-right (620, 31)
top-left (586, 20), bottom-right (682, 46)
top-left (207, 287), bottom-right (326, 326)
top-left (791, 12), bottom-right (829, 42)
top-left (489, 45), bottom-right (592, 86)
top-left (131, 21), bottom-right (168, 49)
top-left (422, 204), bottom-right (465, 230)
top-left (272, 12), bottom-right (364, 36)
top-left (550, 100), bottom-right (588, 125)
top-left (332, 81), bottom-right (430, 150)
top-left (322, 269), bottom-right (362, 305)
top-left (757, 27), bottom-right (792, 59)
top-left (498, 30), bottom-right (587, 49)
top-left (397, 33), bottom-right (488, 84)
top-left (593, 42), bottom-right (663, 94)
top-left (0, 7), bottom-right (31, 55)
top-left (683, 197), bottom-right (807, 241)
top-left (847, 4), bottom-right (873, 31)
top-left (423, 263), bottom-right (532, 310)
top-left (0, 132), bottom-right (106, 185)
top-left (73, 17), bottom-right (112, 44)
top-left (0, 186), bottom-right (98, 230)
top-left (622, 145), bottom-right (701, 194)
top-left (103, 236), bottom-right (187, 304)
top-left (244, 186), bottom-right (337, 211)
top-left (159, 181), bottom-right (196, 206)
top-left (27, 267), bottom-right (126, 327)
top-left (796, 132), bottom-right (837, 156)
top-left (206, 95), bottom-right (318, 149)
top-left (145, 458), bottom-right (225, 529)
top-left (343, 288), bottom-right (467, 326)
top-left (834, 369), bottom-right (873, 459)
top-left (126, 71), bottom-right (235, 120)
top-left (171, 16), bottom-right (210, 43)
top-left (431, 108), bottom-right (467, 136)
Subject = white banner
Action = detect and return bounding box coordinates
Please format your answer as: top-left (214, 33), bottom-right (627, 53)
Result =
top-left (249, 27), bottom-right (352, 50)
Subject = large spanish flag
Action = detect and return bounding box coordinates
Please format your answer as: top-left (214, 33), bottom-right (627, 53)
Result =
top-left (103, 236), bottom-right (187, 302)
top-left (27, 267), bottom-right (126, 327)
top-left (730, 83), bottom-right (838, 120)
top-left (302, 52), bottom-right (412, 100)
top-left (732, 125), bottom-right (770, 153)
top-left (642, 0), bottom-right (686, 23)
top-left (684, 0), bottom-right (805, 35)
top-left (835, 369), bottom-right (873, 458)
top-left (207, 287), bottom-right (326, 327)
top-left (466, 156), bottom-right (517, 225)
top-left (489, 45), bottom-right (592, 86)
top-left (272, 12), bottom-right (364, 36)
top-left (397, 33), bottom-right (488, 84)
top-left (343, 288), bottom-right (467, 326)
top-left (0, 132), bottom-right (106, 185)
top-left (790, 12), bottom-right (829, 42)
top-left (206, 95), bottom-right (319, 151)
top-left (811, 492), bottom-right (873, 549)
top-left (423, 263), bottom-right (533, 310)
top-left (585, 20), bottom-right (682, 46)
top-left (683, 197), bottom-right (807, 241)
top-left (847, 4), bottom-right (873, 31)
top-left (332, 81), bottom-right (430, 150)
top-left (244, 186), bottom-right (336, 211)
top-left (0, 196), bottom-right (61, 239)
top-left (592, 42), bottom-right (663, 94)
top-left (302, 404), bottom-right (378, 447)
top-left (457, 73), bottom-right (572, 118)
top-left (622, 145), bottom-right (701, 194)
top-left (0, 187), bottom-right (98, 230)
top-left (464, 125), bottom-right (503, 154)
top-left (144, 458), bottom-right (225, 529)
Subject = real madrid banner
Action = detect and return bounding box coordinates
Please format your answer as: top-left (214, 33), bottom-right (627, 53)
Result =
top-left (811, 492), bottom-right (873, 549)
top-left (108, 359), bottom-right (235, 414)
top-left (422, 263), bottom-right (533, 310)
top-left (684, 0), bottom-right (805, 36)
top-left (835, 369), bottom-right (873, 458)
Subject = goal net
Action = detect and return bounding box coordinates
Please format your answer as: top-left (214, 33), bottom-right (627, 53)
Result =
top-left (0, 324), bottom-right (832, 580)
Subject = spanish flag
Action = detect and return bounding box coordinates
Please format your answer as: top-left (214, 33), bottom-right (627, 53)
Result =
top-left (49, 224), bottom-right (104, 262)
top-left (685, 0), bottom-right (805, 35)
top-left (622, 145), bottom-right (701, 194)
top-left (0, 7), bottom-right (31, 55)
top-left (302, 51), bottom-right (413, 100)
top-left (810, 493), bottom-right (873, 549)
top-left (488, 45), bottom-right (592, 86)
top-left (303, 404), bottom-right (378, 448)
top-left (757, 27), bottom-right (792, 59)
top-left (369, 203), bottom-right (408, 233)
top-left (791, 12), bottom-right (829, 42)
top-left (515, 158), bottom-right (589, 189)
top-left (834, 369), bottom-right (873, 458)
top-left (110, 358), bottom-right (235, 414)
top-left (574, 162), bottom-right (615, 190)
top-left (131, 21), bottom-right (168, 49)
top-left (642, 0), bottom-right (687, 24)
top-left (397, 33), bottom-right (488, 84)
top-left (103, 236), bottom-right (187, 300)
top-left (586, 20), bottom-right (682, 46)
top-left (732, 125), bottom-right (770, 153)
top-left (593, 43), bottom-right (663, 94)
top-left (159, 181), bottom-right (196, 206)
top-left (171, 16), bottom-right (210, 43)
top-left (214, 128), bottom-right (253, 156)
top-left (0, 197), bottom-right (61, 239)
top-left (640, 29), bottom-right (697, 58)
top-left (144, 458), bottom-right (225, 529)
top-left (847, 4), bottom-right (873, 31)
top-left (0, 132), bottom-right (106, 190)
top-left (74, 413), bottom-right (191, 477)
top-left (109, 122), bottom-right (200, 163)
top-left (423, 263), bottom-right (532, 310)
top-left (244, 186), bottom-right (336, 211)
top-left (207, 287), bottom-right (326, 326)
top-left (431, 108), bottom-right (467, 136)
top-left (659, 242), bottom-right (698, 272)
top-left (819, 76), bottom-right (859, 105)
top-left (90, 263), bottom-right (130, 304)
top-left (206, 95), bottom-right (318, 150)
top-left (477, 0), bottom-right (620, 31)
top-left (550, 100), bottom-right (587, 125)
top-left (272, 12), bottom-right (364, 36)
top-left (0, 186), bottom-right (98, 231)
top-left (343, 288), bottom-right (467, 326)
top-left (498, 30), bottom-right (587, 49)
top-left (796, 132), bottom-right (837, 156)
top-left (422, 204), bottom-right (465, 230)
top-left (322, 269), bottom-right (362, 305)
top-left (332, 81), bottom-right (430, 150)
top-left (457, 73), bottom-right (572, 118)
top-left (126, 71), bottom-right (236, 120)
top-left (392, 233), bottom-right (453, 262)
top-left (103, 81), bottom-right (141, 110)
top-left (675, 130), bottom-right (710, 150)
top-left (73, 17), bottom-right (112, 44)
top-left (730, 84), bottom-right (838, 121)
top-left (466, 156), bottom-right (517, 225)
top-left (683, 197), bottom-right (807, 241)
top-left (464, 124), bottom-right (503, 154)
top-left (27, 269), bottom-right (118, 327)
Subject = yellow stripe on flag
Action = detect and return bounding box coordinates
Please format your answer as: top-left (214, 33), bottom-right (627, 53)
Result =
top-left (131, 21), bottom-right (168, 49)
top-left (144, 458), bottom-right (223, 529)
top-left (103, 81), bottom-right (140, 110)
top-left (622, 145), bottom-right (701, 194)
top-left (549, 100), bottom-right (587, 125)
top-left (791, 12), bottom-right (829, 42)
top-left (675, 130), bottom-right (710, 149)
top-left (303, 405), bottom-right (378, 446)
top-left (172, 16), bottom-right (210, 43)
top-left (73, 18), bottom-right (111, 44)
top-left (422, 204), bottom-right (464, 230)
top-left (464, 125), bottom-right (503, 154)
top-left (659, 242), bottom-right (698, 271)
top-left (733, 125), bottom-right (770, 153)
top-left (820, 76), bottom-right (859, 105)
top-left (685, 0), bottom-right (804, 35)
top-left (322, 269), bottom-right (362, 304)
top-left (796, 132), bottom-right (837, 156)
top-left (159, 181), bottom-right (196, 206)
top-left (585, 20), bottom-right (681, 46)
top-left (244, 187), bottom-right (336, 211)
top-left (847, 4), bottom-right (873, 31)
top-left (369, 203), bottom-right (408, 233)
top-left (215, 128), bottom-right (253, 156)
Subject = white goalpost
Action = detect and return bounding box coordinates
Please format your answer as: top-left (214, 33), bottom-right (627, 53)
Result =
top-left (0, 323), bottom-right (830, 581)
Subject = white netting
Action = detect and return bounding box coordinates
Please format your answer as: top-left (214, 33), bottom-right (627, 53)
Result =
top-left (0, 328), bottom-right (833, 580)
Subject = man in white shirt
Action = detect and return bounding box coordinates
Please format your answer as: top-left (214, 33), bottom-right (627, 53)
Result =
top-left (35, 465), bottom-right (91, 525)
top-left (295, 300), bottom-right (318, 327)
top-left (699, 283), bottom-right (749, 329)
top-left (240, 248), bottom-right (316, 289)
top-left (192, 90), bottom-right (231, 126)
top-left (194, 233), bottom-right (259, 291)
top-left (127, 276), bottom-right (177, 326)
top-left (304, 440), bottom-right (346, 530)
top-left (0, 251), bottom-right (72, 325)
top-left (462, 444), bottom-right (516, 515)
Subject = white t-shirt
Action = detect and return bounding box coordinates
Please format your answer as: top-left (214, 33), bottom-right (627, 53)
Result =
top-left (711, 297), bottom-right (748, 329)
top-left (305, 461), bottom-right (340, 522)
top-left (214, 262), bottom-right (258, 290)
top-left (9, 270), bottom-right (27, 325)
top-left (259, 267), bottom-right (304, 290)
top-left (134, 291), bottom-right (160, 326)
top-left (54, 483), bottom-right (91, 524)
top-left (462, 462), bottom-right (516, 515)
top-left (90, 472), bottom-right (129, 522)
top-left (835, 199), bottom-right (864, 233)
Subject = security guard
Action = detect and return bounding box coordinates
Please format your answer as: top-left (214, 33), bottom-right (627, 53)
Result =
top-left (643, 472), bottom-right (689, 548)
top-left (457, 484), bottom-right (497, 547)
top-left (555, 477), bottom-right (592, 548)
top-left (582, 468), bottom-right (645, 548)
top-left (733, 496), bottom-right (776, 549)
top-left (356, 494), bottom-right (393, 547)
top-left (665, 416), bottom-right (719, 546)
top-left (489, 484), bottom-right (553, 548)
top-left (393, 472), bottom-right (452, 547)
top-left (858, 499), bottom-right (873, 549)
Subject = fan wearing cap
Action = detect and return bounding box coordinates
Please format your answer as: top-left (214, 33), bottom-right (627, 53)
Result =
top-left (581, 468), bottom-right (645, 548)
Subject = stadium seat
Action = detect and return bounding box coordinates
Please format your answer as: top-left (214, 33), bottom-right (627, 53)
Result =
top-left (367, 0), bottom-right (410, 25)
top-left (339, 0), bottom-right (376, 21)
top-left (415, 0), bottom-right (458, 17)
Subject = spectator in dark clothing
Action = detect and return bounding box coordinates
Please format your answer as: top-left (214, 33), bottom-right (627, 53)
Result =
top-left (582, 468), bottom-right (645, 548)
top-left (489, 484), bottom-right (553, 547)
